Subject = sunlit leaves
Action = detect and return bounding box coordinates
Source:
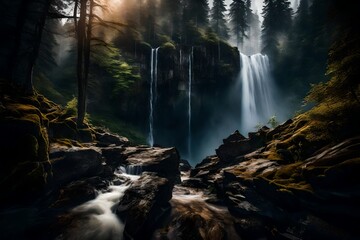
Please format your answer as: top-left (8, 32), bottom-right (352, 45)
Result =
top-left (91, 45), bottom-right (139, 94)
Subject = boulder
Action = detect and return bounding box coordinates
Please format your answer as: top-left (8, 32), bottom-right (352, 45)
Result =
top-left (223, 130), bottom-right (246, 144)
top-left (216, 129), bottom-right (266, 162)
top-left (116, 172), bottom-right (173, 240)
top-left (216, 140), bottom-right (254, 161)
top-left (95, 132), bottom-right (129, 147)
top-left (179, 159), bottom-right (192, 172)
top-left (101, 146), bottom-right (127, 168)
top-left (122, 147), bottom-right (180, 184)
top-left (50, 179), bottom-right (97, 209)
top-left (50, 146), bottom-right (103, 185)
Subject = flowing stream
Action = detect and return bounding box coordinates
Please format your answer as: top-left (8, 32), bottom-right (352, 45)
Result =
top-left (148, 47), bottom-right (159, 147)
top-left (239, 52), bottom-right (275, 133)
top-left (63, 168), bottom-right (140, 240)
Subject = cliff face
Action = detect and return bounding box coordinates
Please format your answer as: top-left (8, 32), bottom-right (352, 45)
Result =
top-left (114, 42), bottom-right (240, 157)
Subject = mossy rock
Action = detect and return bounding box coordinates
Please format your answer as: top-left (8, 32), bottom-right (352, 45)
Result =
top-left (78, 128), bottom-right (94, 142)
top-left (49, 120), bottom-right (78, 140)
top-left (0, 116), bottom-right (48, 161)
top-left (0, 161), bottom-right (51, 203)
top-left (0, 96), bottom-right (53, 203)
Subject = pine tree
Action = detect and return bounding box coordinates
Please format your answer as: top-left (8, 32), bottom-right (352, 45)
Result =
top-left (183, 0), bottom-right (210, 27)
top-left (241, 0), bottom-right (261, 53)
top-left (210, 0), bottom-right (229, 40)
top-left (261, 0), bottom-right (292, 58)
top-left (159, 0), bottom-right (182, 41)
top-left (229, 0), bottom-right (248, 47)
top-left (294, 0), bottom-right (309, 37)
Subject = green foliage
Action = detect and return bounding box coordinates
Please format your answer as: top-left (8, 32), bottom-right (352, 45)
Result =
top-left (268, 115), bottom-right (279, 128)
top-left (161, 42), bottom-right (176, 51)
top-left (202, 27), bottom-right (219, 44)
top-left (91, 45), bottom-right (140, 94)
top-left (33, 73), bottom-right (64, 104)
top-left (305, 2), bottom-right (360, 106)
top-left (89, 114), bottom-right (146, 144)
top-left (64, 97), bottom-right (78, 117)
top-left (273, 0), bottom-right (333, 98)
top-left (113, 62), bottom-right (141, 94)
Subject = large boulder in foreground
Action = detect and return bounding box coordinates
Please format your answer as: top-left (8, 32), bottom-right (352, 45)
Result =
top-left (116, 172), bottom-right (173, 240)
top-left (49, 145), bottom-right (103, 185)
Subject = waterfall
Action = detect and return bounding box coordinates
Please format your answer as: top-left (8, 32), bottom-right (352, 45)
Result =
top-left (188, 47), bottom-right (193, 160)
top-left (148, 47), bottom-right (159, 147)
top-left (239, 52), bottom-right (275, 133)
top-left (125, 165), bottom-right (143, 175)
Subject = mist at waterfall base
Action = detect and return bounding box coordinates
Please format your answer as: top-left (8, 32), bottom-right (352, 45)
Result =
top-left (187, 52), bottom-right (290, 165)
top-left (147, 50), bottom-right (290, 165)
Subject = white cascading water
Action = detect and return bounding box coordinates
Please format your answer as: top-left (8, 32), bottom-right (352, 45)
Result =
top-left (65, 168), bottom-right (140, 240)
top-left (239, 52), bottom-right (275, 133)
top-left (148, 47), bottom-right (159, 147)
top-left (188, 47), bottom-right (193, 160)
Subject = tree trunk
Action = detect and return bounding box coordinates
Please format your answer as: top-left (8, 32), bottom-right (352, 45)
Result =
top-left (77, 0), bottom-right (87, 126)
top-left (0, 0), bottom-right (51, 94)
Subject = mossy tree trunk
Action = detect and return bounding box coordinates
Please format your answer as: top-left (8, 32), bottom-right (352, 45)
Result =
top-left (0, 0), bottom-right (51, 94)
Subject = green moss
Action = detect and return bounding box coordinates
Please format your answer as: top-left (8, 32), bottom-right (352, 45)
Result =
top-left (89, 114), bottom-right (146, 144)
top-left (161, 42), bottom-right (176, 51)
top-left (53, 138), bottom-right (83, 147)
top-left (272, 162), bottom-right (303, 179)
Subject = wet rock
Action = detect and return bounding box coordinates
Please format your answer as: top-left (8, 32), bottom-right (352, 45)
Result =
top-left (223, 130), bottom-right (246, 144)
top-left (266, 119), bottom-right (293, 140)
top-left (181, 178), bottom-right (208, 189)
top-left (233, 217), bottom-right (267, 240)
top-left (190, 156), bottom-right (220, 178)
top-left (51, 180), bottom-right (97, 209)
top-left (215, 129), bottom-right (266, 162)
top-left (116, 172), bottom-right (173, 240)
top-left (123, 147), bottom-right (180, 184)
top-left (101, 146), bottom-right (127, 168)
top-left (95, 132), bottom-right (129, 147)
top-left (179, 159), bottom-right (192, 172)
top-left (50, 146), bottom-right (103, 185)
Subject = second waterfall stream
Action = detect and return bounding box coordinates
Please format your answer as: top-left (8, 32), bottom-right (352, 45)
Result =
top-left (148, 47), bottom-right (159, 147)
